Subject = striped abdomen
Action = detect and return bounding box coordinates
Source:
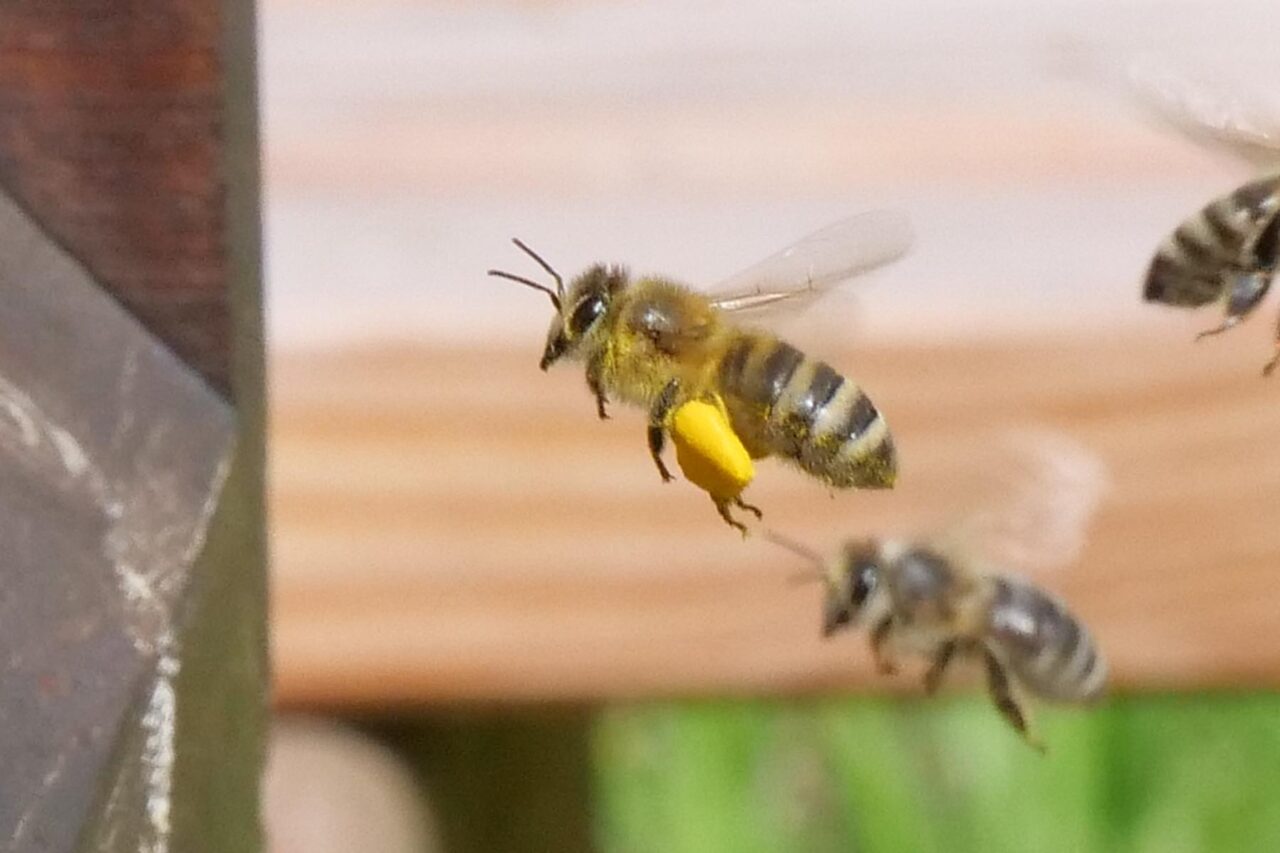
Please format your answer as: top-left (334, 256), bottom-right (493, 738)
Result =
top-left (716, 335), bottom-right (895, 488)
top-left (985, 577), bottom-right (1106, 704)
top-left (1145, 173), bottom-right (1280, 308)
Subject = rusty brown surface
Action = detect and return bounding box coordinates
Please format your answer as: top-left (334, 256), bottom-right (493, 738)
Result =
top-left (0, 2), bottom-right (230, 394)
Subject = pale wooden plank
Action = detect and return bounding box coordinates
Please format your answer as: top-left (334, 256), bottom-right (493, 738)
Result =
top-left (265, 104), bottom-right (1226, 195)
top-left (270, 331), bottom-right (1280, 708)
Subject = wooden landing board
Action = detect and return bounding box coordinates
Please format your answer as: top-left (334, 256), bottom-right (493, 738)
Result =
top-left (271, 331), bottom-right (1280, 708)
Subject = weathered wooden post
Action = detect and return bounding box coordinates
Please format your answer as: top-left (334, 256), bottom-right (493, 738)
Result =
top-left (0, 0), bottom-right (266, 850)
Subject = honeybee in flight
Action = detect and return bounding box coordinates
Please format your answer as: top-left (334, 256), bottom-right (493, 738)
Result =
top-left (769, 431), bottom-right (1109, 749)
top-left (1130, 54), bottom-right (1280, 374)
top-left (489, 212), bottom-right (911, 531)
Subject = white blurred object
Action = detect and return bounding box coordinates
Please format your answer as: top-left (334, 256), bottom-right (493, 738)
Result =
top-left (262, 0), bottom-right (1280, 349)
top-left (934, 428), bottom-right (1111, 576)
top-left (263, 717), bottom-right (441, 853)
top-left (1128, 51), bottom-right (1280, 166)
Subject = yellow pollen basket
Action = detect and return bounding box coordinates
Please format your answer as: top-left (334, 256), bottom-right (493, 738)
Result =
top-left (669, 397), bottom-right (755, 502)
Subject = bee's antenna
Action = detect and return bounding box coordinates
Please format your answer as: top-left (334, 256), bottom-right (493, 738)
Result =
top-left (784, 569), bottom-right (826, 588)
top-left (761, 530), bottom-right (827, 586)
top-left (487, 269), bottom-right (562, 311)
top-left (510, 237), bottom-right (565, 301)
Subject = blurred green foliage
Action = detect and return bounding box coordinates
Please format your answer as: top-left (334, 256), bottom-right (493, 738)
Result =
top-left (594, 694), bottom-right (1280, 853)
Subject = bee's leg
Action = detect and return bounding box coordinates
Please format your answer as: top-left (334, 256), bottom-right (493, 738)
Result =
top-left (647, 379), bottom-right (681, 483)
top-left (1195, 315), bottom-right (1241, 340)
top-left (870, 617), bottom-right (898, 675)
top-left (647, 428), bottom-right (673, 483)
top-left (923, 640), bottom-right (958, 696)
top-left (732, 496), bottom-right (763, 520)
top-left (1202, 270), bottom-right (1272, 341)
top-left (1264, 310), bottom-right (1280, 376)
top-left (983, 649), bottom-right (1045, 753)
top-left (712, 496), bottom-right (759, 536)
top-left (586, 357), bottom-right (610, 419)
top-left (713, 498), bottom-right (749, 536)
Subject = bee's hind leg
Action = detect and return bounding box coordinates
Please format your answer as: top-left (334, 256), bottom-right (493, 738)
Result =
top-left (923, 640), bottom-right (958, 695)
top-left (647, 379), bottom-right (681, 483)
top-left (1204, 270), bottom-right (1272, 344)
top-left (733, 496), bottom-right (763, 520)
top-left (983, 650), bottom-right (1045, 753)
top-left (870, 616), bottom-right (898, 676)
top-left (713, 498), bottom-right (749, 536)
top-left (711, 495), bottom-right (761, 536)
top-left (1264, 311), bottom-right (1280, 376)
top-left (1195, 314), bottom-right (1240, 340)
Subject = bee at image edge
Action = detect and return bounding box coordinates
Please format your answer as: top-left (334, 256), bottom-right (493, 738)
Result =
top-left (489, 212), bottom-right (911, 532)
top-left (1144, 172), bottom-right (1280, 375)
top-left (1126, 53), bottom-right (1280, 374)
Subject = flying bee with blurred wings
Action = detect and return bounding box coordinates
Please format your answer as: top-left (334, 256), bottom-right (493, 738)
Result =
top-left (1130, 54), bottom-right (1280, 374)
top-left (489, 211), bottom-right (911, 532)
top-left (768, 431), bottom-right (1110, 749)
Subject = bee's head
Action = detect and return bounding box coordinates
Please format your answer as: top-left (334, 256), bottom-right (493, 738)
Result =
top-left (822, 538), bottom-right (885, 638)
top-left (540, 264), bottom-right (627, 370)
top-left (488, 240), bottom-right (625, 370)
top-left (764, 531), bottom-right (883, 638)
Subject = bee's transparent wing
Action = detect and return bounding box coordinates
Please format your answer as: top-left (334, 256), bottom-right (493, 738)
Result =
top-left (930, 429), bottom-right (1110, 576)
top-left (707, 209), bottom-right (912, 317)
top-left (1128, 51), bottom-right (1280, 167)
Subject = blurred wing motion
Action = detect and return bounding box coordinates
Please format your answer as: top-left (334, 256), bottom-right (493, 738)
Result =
top-left (707, 209), bottom-right (912, 317)
top-left (931, 429), bottom-right (1110, 576)
top-left (1128, 52), bottom-right (1280, 167)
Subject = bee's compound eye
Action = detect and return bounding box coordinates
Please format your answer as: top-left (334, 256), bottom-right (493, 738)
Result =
top-left (569, 296), bottom-right (606, 335)
top-left (851, 563), bottom-right (878, 607)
